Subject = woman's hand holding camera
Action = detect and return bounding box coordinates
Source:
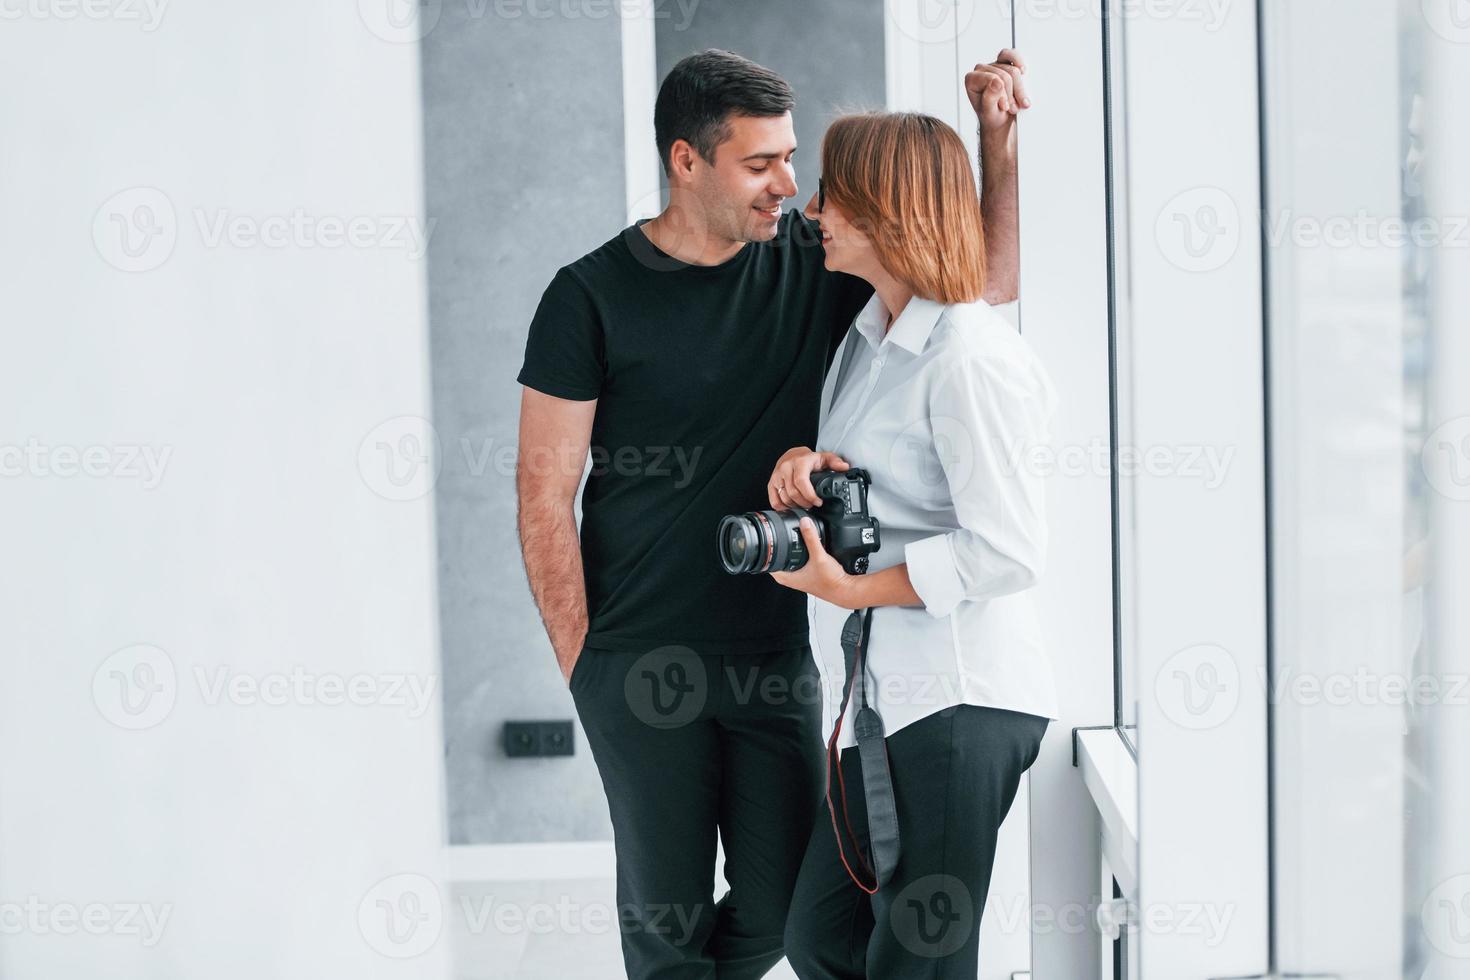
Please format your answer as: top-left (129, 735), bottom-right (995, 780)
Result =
top-left (767, 446), bottom-right (851, 511)
top-left (766, 446), bottom-right (862, 608)
top-left (771, 517), bottom-right (859, 609)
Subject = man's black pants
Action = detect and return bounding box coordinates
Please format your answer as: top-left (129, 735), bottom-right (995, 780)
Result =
top-left (570, 644), bottom-right (823, 980)
top-left (783, 704), bottom-right (1049, 979)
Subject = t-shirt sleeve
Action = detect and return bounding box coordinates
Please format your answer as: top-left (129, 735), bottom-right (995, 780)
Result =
top-left (516, 266), bottom-right (605, 401)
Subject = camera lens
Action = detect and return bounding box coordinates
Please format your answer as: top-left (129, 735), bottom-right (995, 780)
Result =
top-left (717, 514), bottom-right (762, 574)
top-left (718, 510), bottom-right (820, 574)
top-left (725, 525), bottom-right (747, 563)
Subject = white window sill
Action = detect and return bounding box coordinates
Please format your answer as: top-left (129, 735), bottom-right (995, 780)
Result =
top-left (1074, 726), bottom-right (1139, 899)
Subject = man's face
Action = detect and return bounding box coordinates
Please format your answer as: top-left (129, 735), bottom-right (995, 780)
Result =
top-left (681, 112), bottom-right (798, 244)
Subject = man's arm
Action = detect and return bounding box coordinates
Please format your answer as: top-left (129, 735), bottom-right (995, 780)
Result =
top-left (966, 49), bottom-right (1030, 305)
top-left (516, 387), bottom-right (597, 683)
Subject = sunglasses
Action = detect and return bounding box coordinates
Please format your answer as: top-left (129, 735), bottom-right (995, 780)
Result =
top-left (817, 177), bottom-right (825, 214)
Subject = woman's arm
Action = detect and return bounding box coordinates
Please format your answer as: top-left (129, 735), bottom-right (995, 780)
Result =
top-left (772, 517), bottom-right (920, 610)
top-left (773, 348), bottom-right (1055, 615)
top-left (842, 560), bottom-right (921, 610)
top-left (900, 351), bottom-right (1054, 617)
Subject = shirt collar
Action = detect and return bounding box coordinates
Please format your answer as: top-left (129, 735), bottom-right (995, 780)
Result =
top-left (852, 292), bottom-right (947, 355)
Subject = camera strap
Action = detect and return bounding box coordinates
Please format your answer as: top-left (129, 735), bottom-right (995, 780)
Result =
top-left (825, 606), bottom-right (901, 894)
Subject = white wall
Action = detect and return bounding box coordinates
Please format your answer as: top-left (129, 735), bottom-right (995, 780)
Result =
top-left (0, 3), bottom-right (450, 977)
top-left (1013, 7), bottom-right (1118, 977)
top-left (1121, 3), bottom-right (1271, 976)
top-left (1425, 14), bottom-right (1470, 979)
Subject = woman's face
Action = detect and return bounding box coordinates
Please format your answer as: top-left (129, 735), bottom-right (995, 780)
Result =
top-left (802, 185), bottom-right (878, 280)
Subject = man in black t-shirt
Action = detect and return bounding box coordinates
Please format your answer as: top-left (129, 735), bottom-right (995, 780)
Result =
top-left (516, 48), bottom-right (1030, 980)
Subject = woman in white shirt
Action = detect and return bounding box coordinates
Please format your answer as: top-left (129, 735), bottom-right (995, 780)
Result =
top-left (767, 111), bottom-right (1060, 979)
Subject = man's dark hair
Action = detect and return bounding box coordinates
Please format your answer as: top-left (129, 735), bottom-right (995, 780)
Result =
top-left (654, 49), bottom-right (795, 177)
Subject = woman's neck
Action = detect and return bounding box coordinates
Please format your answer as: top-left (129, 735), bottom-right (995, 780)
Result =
top-left (867, 269), bottom-right (914, 334)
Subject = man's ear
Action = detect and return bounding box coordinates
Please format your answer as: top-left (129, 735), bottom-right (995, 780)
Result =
top-left (666, 138), bottom-right (700, 184)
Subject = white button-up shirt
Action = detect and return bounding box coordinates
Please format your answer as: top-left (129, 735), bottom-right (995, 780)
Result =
top-left (808, 292), bottom-right (1061, 749)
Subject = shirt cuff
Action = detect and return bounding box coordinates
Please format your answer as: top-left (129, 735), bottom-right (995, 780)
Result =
top-left (905, 533), bottom-right (965, 619)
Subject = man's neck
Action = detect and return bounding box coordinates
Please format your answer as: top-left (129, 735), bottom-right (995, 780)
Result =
top-left (640, 209), bottom-right (747, 267)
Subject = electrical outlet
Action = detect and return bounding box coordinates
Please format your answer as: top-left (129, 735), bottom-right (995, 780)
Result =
top-left (503, 721), bottom-right (575, 758)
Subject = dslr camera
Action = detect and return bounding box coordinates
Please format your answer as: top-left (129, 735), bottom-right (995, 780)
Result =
top-left (717, 469), bottom-right (881, 576)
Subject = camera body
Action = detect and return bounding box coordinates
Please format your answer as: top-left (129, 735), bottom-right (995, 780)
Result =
top-left (717, 469), bottom-right (882, 576)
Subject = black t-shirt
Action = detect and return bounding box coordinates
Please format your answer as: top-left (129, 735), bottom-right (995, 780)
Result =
top-left (517, 210), bottom-right (873, 654)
